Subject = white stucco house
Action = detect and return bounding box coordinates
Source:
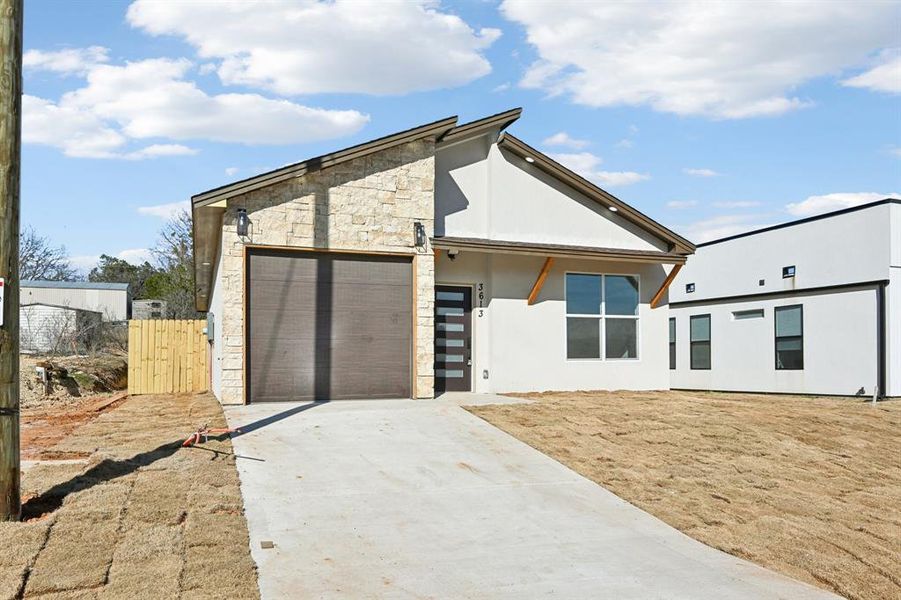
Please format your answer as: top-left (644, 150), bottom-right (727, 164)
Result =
top-left (670, 199), bottom-right (900, 399)
top-left (192, 109), bottom-right (696, 404)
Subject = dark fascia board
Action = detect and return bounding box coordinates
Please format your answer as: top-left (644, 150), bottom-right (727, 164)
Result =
top-left (192, 115), bottom-right (459, 207)
top-left (437, 107), bottom-right (522, 146)
top-left (497, 134), bottom-right (696, 255)
top-left (432, 236), bottom-right (687, 265)
top-left (698, 198), bottom-right (901, 247)
top-left (670, 279), bottom-right (889, 308)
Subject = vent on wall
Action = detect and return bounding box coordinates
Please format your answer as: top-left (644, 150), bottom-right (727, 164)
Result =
top-left (732, 309), bottom-right (764, 320)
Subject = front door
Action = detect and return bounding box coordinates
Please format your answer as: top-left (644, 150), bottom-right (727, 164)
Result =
top-left (434, 285), bottom-right (472, 393)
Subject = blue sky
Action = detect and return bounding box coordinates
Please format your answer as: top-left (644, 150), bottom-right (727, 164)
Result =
top-left (21, 0), bottom-right (901, 271)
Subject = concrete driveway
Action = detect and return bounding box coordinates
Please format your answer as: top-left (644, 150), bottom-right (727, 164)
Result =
top-left (224, 398), bottom-right (837, 599)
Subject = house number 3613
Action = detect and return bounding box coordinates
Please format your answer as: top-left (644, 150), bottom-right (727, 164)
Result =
top-left (477, 283), bottom-right (484, 317)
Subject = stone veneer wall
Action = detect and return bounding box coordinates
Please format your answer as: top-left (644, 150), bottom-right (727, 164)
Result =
top-left (216, 139), bottom-right (436, 404)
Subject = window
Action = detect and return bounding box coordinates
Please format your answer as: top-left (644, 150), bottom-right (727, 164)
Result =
top-left (668, 317), bottom-right (676, 370)
top-left (782, 265), bottom-right (796, 278)
top-left (690, 314), bottom-right (711, 369)
top-left (565, 273), bottom-right (639, 360)
top-left (775, 305), bottom-right (803, 370)
top-left (732, 308), bottom-right (764, 320)
top-left (685, 283), bottom-right (695, 293)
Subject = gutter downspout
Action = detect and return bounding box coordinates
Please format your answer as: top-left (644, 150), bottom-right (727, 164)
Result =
top-left (876, 282), bottom-right (887, 401)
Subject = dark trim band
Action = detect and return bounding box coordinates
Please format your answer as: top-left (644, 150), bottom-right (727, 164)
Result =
top-left (670, 279), bottom-right (889, 308)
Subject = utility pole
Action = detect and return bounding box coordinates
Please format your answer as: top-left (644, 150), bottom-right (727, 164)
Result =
top-left (0, 0), bottom-right (23, 521)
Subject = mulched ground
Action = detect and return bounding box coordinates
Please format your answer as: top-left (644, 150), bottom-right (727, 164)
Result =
top-left (2, 392), bottom-right (259, 600)
top-left (468, 390), bottom-right (901, 600)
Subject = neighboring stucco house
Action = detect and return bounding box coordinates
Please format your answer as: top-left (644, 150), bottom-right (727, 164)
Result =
top-left (670, 199), bottom-right (900, 398)
top-left (21, 280), bottom-right (130, 322)
top-left (192, 109), bottom-right (695, 404)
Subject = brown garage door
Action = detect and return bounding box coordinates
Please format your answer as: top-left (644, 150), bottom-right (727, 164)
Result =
top-left (246, 248), bottom-right (412, 402)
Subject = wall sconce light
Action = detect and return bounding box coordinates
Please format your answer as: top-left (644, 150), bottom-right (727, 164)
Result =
top-left (236, 208), bottom-right (250, 237)
top-left (413, 221), bottom-right (426, 248)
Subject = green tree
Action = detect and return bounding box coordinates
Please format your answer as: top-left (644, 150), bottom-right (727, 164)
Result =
top-left (88, 255), bottom-right (161, 299)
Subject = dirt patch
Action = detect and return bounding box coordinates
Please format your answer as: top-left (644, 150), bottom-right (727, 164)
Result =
top-left (468, 390), bottom-right (901, 600)
top-left (3, 392), bottom-right (259, 599)
top-left (21, 393), bottom-right (127, 462)
top-left (19, 354), bottom-right (128, 411)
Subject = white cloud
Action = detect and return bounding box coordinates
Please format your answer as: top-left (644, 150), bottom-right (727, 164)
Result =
top-left (543, 131), bottom-right (589, 149)
top-left (23, 46), bottom-right (109, 75)
top-left (681, 214), bottom-right (774, 243)
top-left (117, 248), bottom-right (154, 264)
top-left (23, 57), bottom-right (369, 158)
top-left (549, 152), bottom-right (648, 187)
top-left (889, 146), bottom-right (901, 158)
top-left (841, 50), bottom-right (901, 93)
top-left (501, 1), bottom-right (900, 119)
top-left (225, 166), bottom-right (240, 176)
top-left (785, 192), bottom-right (899, 217)
top-left (127, 0), bottom-right (500, 96)
top-left (492, 82), bottom-right (511, 93)
top-left (137, 200), bottom-right (190, 219)
top-left (667, 200), bottom-right (698, 209)
top-left (70, 248), bottom-right (154, 272)
top-left (712, 200), bottom-right (761, 208)
top-left (615, 138), bottom-right (634, 149)
top-left (683, 168), bottom-right (719, 177)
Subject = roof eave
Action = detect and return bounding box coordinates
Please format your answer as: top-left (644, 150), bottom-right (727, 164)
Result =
top-left (432, 236), bottom-right (688, 265)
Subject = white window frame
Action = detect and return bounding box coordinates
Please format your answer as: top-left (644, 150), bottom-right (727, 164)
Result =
top-left (564, 271), bottom-right (641, 362)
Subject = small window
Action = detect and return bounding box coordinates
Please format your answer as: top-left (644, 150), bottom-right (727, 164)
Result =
top-left (732, 309), bottom-right (764, 320)
top-left (690, 314), bottom-right (711, 370)
top-left (758, 279), bottom-right (765, 286)
top-left (668, 317), bottom-right (676, 370)
top-left (685, 283), bottom-right (695, 293)
top-left (782, 265), bottom-right (796, 278)
top-left (775, 305), bottom-right (803, 370)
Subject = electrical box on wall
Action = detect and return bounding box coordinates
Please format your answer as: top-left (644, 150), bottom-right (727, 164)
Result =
top-left (0, 278), bottom-right (5, 327)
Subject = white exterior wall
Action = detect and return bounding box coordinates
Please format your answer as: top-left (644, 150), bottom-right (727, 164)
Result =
top-left (671, 203), bottom-right (893, 304)
top-left (208, 237), bottom-right (225, 400)
top-left (21, 286), bottom-right (129, 321)
top-left (437, 252), bottom-right (671, 393)
top-left (670, 200), bottom-right (898, 397)
top-left (670, 287), bottom-right (880, 396)
top-left (436, 137), bottom-right (668, 252)
top-left (888, 202), bottom-right (901, 396)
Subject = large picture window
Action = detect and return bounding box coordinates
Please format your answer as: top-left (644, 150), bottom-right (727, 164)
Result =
top-left (690, 314), bottom-right (711, 370)
top-left (775, 305), bottom-right (803, 370)
top-left (565, 273), bottom-right (639, 360)
top-left (669, 317), bottom-right (676, 370)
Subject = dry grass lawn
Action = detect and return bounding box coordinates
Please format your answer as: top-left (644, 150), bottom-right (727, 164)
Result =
top-left (467, 390), bottom-right (901, 600)
top-left (2, 392), bottom-right (258, 600)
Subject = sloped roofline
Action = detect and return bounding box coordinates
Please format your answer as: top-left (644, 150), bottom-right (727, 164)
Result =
top-left (496, 133), bottom-right (695, 254)
top-left (438, 107), bottom-right (522, 146)
top-left (192, 115), bottom-right (459, 207)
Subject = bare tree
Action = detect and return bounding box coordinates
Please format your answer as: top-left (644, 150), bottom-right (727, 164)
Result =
top-left (19, 226), bottom-right (78, 281)
top-left (151, 209), bottom-right (200, 319)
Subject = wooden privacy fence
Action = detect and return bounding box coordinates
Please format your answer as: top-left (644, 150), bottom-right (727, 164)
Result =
top-left (128, 320), bottom-right (208, 395)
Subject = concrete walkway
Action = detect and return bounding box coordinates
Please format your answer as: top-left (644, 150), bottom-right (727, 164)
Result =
top-left (225, 399), bottom-right (837, 599)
